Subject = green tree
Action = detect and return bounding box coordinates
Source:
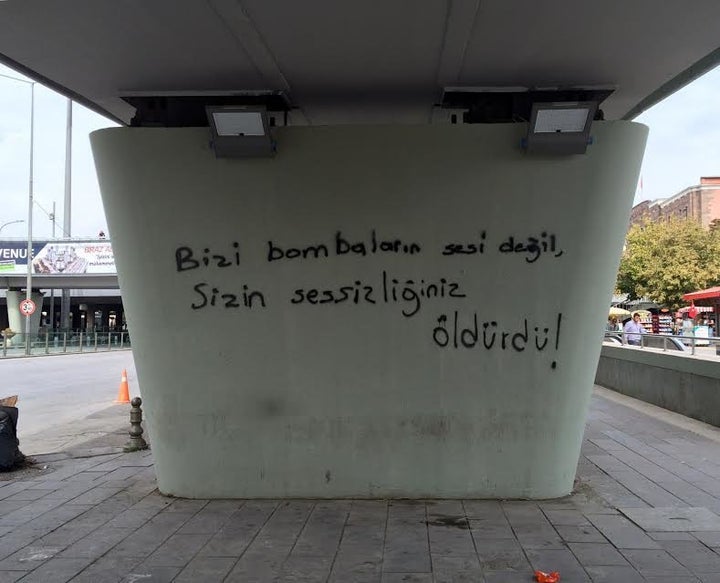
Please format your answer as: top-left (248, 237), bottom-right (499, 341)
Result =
top-left (616, 218), bottom-right (720, 309)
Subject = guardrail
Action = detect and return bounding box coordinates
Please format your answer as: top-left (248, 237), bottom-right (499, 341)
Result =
top-left (1, 331), bottom-right (131, 358)
top-left (603, 330), bottom-right (718, 356)
top-left (1, 329), bottom-right (713, 359)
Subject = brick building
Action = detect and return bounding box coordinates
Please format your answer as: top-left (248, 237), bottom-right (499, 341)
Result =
top-left (629, 177), bottom-right (720, 229)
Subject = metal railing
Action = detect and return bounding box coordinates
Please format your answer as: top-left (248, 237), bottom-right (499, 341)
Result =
top-left (603, 330), bottom-right (719, 356)
top-left (2, 328), bottom-right (716, 358)
top-left (1, 330), bottom-right (131, 358)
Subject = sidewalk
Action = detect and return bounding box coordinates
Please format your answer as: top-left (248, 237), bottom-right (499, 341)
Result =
top-left (1, 387), bottom-right (720, 582)
top-left (19, 404), bottom-right (131, 457)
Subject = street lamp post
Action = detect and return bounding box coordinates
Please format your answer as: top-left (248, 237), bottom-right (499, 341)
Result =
top-left (61, 98), bottom-right (72, 333)
top-left (0, 72), bottom-right (35, 355)
top-left (25, 83), bottom-right (34, 355)
top-left (0, 219), bottom-right (25, 235)
top-left (49, 202), bottom-right (56, 333)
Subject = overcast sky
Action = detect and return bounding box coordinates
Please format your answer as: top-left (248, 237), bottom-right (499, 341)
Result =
top-left (1, 62), bottom-right (719, 240)
top-left (0, 65), bottom-right (118, 239)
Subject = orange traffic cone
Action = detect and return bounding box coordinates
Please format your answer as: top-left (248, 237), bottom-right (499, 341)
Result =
top-left (115, 369), bottom-right (131, 404)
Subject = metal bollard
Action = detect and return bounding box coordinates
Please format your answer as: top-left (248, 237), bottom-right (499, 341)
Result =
top-left (124, 397), bottom-right (149, 452)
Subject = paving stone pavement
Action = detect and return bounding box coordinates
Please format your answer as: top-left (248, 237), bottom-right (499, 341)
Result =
top-left (1, 387), bottom-right (720, 582)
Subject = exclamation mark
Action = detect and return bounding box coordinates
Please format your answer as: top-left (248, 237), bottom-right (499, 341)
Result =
top-left (551, 312), bottom-right (562, 369)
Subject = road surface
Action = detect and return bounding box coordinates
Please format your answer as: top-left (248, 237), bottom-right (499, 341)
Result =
top-left (0, 351), bottom-right (138, 454)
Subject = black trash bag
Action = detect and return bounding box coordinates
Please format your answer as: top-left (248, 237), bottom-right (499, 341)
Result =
top-left (0, 406), bottom-right (24, 471)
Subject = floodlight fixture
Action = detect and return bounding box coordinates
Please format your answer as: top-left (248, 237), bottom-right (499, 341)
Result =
top-left (205, 105), bottom-right (275, 158)
top-left (524, 101), bottom-right (598, 155)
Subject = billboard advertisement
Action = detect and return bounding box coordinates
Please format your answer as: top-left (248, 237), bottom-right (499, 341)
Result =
top-left (0, 240), bottom-right (116, 275)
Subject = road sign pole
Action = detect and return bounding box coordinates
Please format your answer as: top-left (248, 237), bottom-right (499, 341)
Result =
top-left (20, 298), bottom-right (36, 354)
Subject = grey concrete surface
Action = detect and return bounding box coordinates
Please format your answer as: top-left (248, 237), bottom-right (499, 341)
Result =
top-left (596, 344), bottom-right (720, 427)
top-left (0, 351), bottom-right (137, 455)
top-left (0, 386), bottom-right (719, 581)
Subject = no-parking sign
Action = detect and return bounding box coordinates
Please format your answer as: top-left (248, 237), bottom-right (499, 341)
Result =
top-left (19, 299), bottom-right (35, 316)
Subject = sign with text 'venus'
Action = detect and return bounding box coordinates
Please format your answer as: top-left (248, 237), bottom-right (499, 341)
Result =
top-left (0, 240), bottom-right (116, 276)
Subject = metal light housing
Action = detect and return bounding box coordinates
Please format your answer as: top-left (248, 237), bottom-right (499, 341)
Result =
top-left (525, 101), bottom-right (598, 155)
top-left (206, 105), bottom-right (275, 158)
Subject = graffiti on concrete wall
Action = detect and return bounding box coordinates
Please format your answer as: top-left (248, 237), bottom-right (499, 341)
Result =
top-left (172, 228), bottom-right (565, 367)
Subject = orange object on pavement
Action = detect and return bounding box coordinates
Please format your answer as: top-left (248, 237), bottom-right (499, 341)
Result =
top-left (535, 571), bottom-right (560, 583)
top-left (115, 369), bottom-right (131, 404)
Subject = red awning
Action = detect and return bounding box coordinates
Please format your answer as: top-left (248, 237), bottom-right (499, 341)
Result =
top-left (677, 306), bottom-right (713, 314)
top-left (682, 287), bottom-right (720, 301)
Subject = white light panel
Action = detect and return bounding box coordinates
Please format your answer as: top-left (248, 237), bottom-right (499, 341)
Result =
top-left (534, 108), bottom-right (589, 133)
top-left (212, 111), bottom-right (265, 136)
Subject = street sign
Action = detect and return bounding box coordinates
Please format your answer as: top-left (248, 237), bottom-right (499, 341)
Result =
top-left (19, 299), bottom-right (35, 316)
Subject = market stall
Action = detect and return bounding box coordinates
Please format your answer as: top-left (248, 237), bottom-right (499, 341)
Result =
top-left (683, 287), bottom-right (720, 313)
top-left (679, 289), bottom-right (719, 344)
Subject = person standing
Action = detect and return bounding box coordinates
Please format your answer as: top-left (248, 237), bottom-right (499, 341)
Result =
top-left (624, 313), bottom-right (646, 346)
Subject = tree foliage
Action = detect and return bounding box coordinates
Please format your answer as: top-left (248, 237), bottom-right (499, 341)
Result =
top-left (616, 218), bottom-right (720, 309)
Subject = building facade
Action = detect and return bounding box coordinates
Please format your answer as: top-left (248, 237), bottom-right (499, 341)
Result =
top-left (630, 177), bottom-right (720, 228)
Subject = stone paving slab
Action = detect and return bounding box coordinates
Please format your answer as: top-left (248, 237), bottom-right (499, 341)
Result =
top-left (621, 507), bottom-right (720, 533)
top-left (0, 386), bottom-right (719, 581)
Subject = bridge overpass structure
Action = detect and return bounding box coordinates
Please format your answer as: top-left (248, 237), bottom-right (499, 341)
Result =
top-left (1, 1), bottom-right (719, 499)
top-left (0, 274), bottom-right (119, 290)
top-left (0, 238), bottom-right (121, 333)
